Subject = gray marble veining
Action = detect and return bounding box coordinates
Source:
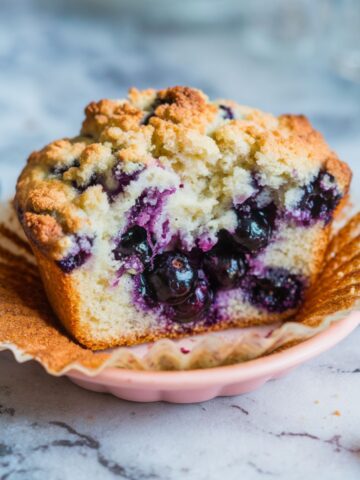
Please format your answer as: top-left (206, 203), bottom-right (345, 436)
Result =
top-left (1, 332), bottom-right (360, 480)
top-left (0, 1), bottom-right (359, 479)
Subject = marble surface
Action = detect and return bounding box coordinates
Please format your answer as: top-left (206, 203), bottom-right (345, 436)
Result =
top-left (0, 1), bottom-right (359, 479)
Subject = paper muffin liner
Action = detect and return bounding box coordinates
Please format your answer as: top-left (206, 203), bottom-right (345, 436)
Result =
top-left (0, 201), bottom-right (359, 375)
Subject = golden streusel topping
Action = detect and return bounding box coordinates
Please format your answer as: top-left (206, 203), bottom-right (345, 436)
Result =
top-left (15, 86), bottom-right (351, 257)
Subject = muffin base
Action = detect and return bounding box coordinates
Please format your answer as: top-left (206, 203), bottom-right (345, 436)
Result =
top-left (30, 225), bottom-right (330, 350)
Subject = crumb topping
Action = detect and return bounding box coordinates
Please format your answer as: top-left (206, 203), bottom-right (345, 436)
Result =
top-left (15, 86), bottom-right (351, 258)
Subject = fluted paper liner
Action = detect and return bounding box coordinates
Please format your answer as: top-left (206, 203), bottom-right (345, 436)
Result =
top-left (0, 201), bottom-right (359, 374)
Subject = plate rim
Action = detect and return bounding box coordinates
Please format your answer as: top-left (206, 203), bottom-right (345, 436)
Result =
top-left (67, 312), bottom-right (360, 389)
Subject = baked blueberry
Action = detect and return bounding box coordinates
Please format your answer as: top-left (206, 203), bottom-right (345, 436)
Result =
top-left (233, 206), bottom-right (273, 253)
top-left (142, 94), bottom-right (174, 125)
top-left (219, 104), bottom-right (234, 120)
top-left (298, 171), bottom-right (341, 225)
top-left (57, 236), bottom-right (93, 273)
top-left (247, 268), bottom-right (303, 313)
top-left (145, 252), bottom-right (197, 305)
top-left (203, 247), bottom-right (247, 289)
top-left (114, 226), bottom-right (152, 264)
top-left (172, 278), bottom-right (213, 322)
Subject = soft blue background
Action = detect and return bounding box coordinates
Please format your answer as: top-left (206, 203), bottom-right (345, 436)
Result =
top-left (1, 0), bottom-right (359, 199)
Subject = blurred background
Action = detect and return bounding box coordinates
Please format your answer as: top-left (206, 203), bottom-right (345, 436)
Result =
top-left (0, 0), bottom-right (359, 201)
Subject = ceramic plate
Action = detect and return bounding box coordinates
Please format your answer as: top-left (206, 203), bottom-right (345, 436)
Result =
top-left (67, 313), bottom-right (359, 403)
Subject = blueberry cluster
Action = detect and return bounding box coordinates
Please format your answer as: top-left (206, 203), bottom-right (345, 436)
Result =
top-left (113, 226), bottom-right (211, 322)
top-left (295, 171), bottom-right (341, 225)
top-left (114, 198), bottom-right (303, 322)
top-left (246, 268), bottom-right (303, 313)
top-left (56, 169), bottom-right (342, 320)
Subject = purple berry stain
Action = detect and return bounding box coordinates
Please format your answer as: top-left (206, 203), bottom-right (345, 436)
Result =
top-left (180, 347), bottom-right (190, 354)
top-left (73, 164), bottom-right (144, 202)
top-left (110, 165), bottom-right (144, 201)
top-left (57, 235), bottom-right (93, 273)
top-left (127, 187), bottom-right (175, 239)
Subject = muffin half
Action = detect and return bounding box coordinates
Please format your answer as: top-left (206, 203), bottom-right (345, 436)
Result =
top-left (15, 86), bottom-right (351, 349)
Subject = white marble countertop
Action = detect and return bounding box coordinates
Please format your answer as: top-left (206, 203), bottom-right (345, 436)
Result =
top-left (0, 1), bottom-right (359, 479)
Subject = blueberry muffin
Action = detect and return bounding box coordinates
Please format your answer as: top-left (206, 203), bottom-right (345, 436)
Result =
top-left (15, 86), bottom-right (351, 349)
